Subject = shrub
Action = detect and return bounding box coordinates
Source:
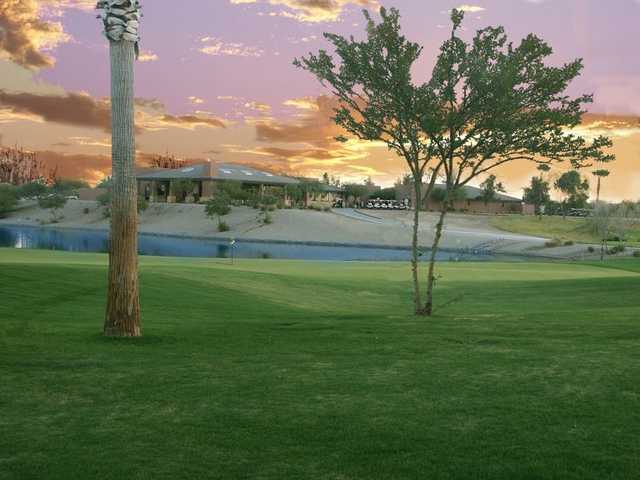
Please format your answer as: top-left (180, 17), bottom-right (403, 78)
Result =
top-left (544, 238), bottom-right (562, 248)
top-left (137, 197), bottom-right (149, 213)
top-left (633, 250), bottom-right (640, 258)
top-left (83, 207), bottom-right (90, 214)
top-left (263, 212), bottom-right (273, 225)
top-left (218, 220), bottom-right (230, 232)
top-left (563, 240), bottom-right (574, 246)
top-left (38, 194), bottom-right (67, 222)
top-left (587, 246), bottom-right (595, 253)
top-left (96, 191), bottom-right (111, 207)
top-left (260, 252), bottom-right (272, 259)
top-left (608, 244), bottom-right (626, 255)
top-left (323, 206), bottom-right (331, 212)
top-left (18, 181), bottom-right (47, 199)
top-left (0, 185), bottom-right (18, 218)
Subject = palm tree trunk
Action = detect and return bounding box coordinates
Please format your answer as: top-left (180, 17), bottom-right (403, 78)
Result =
top-left (411, 180), bottom-right (423, 314)
top-left (424, 208), bottom-right (447, 316)
top-left (596, 177), bottom-right (601, 203)
top-left (104, 40), bottom-right (141, 337)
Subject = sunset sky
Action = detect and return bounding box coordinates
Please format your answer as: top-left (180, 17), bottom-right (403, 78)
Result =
top-left (0, 0), bottom-right (638, 200)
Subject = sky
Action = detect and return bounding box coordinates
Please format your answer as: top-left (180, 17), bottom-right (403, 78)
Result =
top-left (0, 0), bottom-right (639, 200)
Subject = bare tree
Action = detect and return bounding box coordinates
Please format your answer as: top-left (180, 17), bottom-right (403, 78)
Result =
top-left (97, 0), bottom-right (142, 336)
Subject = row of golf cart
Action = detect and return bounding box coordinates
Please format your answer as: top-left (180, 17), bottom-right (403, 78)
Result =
top-left (364, 198), bottom-right (410, 210)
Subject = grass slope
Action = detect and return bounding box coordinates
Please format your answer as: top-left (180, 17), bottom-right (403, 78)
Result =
top-left (491, 214), bottom-right (640, 246)
top-left (1, 248), bottom-right (640, 479)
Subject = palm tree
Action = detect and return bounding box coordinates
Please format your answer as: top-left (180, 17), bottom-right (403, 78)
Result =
top-left (592, 169), bottom-right (610, 203)
top-left (97, 0), bottom-right (142, 336)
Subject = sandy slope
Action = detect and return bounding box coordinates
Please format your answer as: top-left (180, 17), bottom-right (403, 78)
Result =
top-left (1, 200), bottom-right (593, 257)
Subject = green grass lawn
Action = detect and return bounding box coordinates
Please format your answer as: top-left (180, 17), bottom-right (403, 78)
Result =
top-left (2, 248), bottom-right (640, 479)
top-left (491, 214), bottom-right (640, 246)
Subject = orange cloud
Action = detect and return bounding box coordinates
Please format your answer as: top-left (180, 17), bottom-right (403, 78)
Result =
top-left (232, 0), bottom-right (379, 22)
top-left (0, 0), bottom-right (70, 69)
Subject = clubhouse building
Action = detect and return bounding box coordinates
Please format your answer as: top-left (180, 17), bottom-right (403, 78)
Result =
top-left (134, 161), bottom-right (343, 207)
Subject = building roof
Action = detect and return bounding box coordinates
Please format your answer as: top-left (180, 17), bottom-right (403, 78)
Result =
top-left (432, 183), bottom-right (522, 202)
top-left (136, 162), bottom-right (300, 185)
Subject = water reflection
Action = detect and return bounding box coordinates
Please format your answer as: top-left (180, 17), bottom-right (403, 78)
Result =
top-left (0, 225), bottom-right (500, 262)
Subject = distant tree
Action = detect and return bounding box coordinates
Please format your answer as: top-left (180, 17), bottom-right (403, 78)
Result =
top-left (219, 181), bottom-right (249, 203)
top-left (0, 184), bottom-right (18, 218)
top-left (523, 176), bottom-right (551, 217)
top-left (96, 176), bottom-right (112, 189)
top-left (38, 194), bottom-right (67, 222)
top-left (205, 193), bottom-right (232, 232)
top-left (52, 179), bottom-right (89, 195)
top-left (0, 147), bottom-right (48, 185)
top-left (322, 172), bottom-right (330, 184)
top-left (592, 169), bottom-right (610, 203)
top-left (148, 153), bottom-right (186, 169)
top-left (172, 179), bottom-right (196, 200)
top-left (377, 187), bottom-right (397, 200)
top-left (18, 181), bottom-right (48, 199)
top-left (343, 183), bottom-right (369, 206)
top-left (394, 174), bottom-right (412, 188)
top-left (296, 7), bottom-right (613, 316)
top-left (478, 175), bottom-right (506, 204)
top-left (555, 171), bottom-right (590, 218)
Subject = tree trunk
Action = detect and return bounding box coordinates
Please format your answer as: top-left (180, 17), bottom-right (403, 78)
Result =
top-left (596, 177), bottom-right (601, 203)
top-left (424, 207), bottom-right (447, 316)
top-left (104, 40), bottom-right (141, 337)
top-left (411, 180), bottom-right (423, 314)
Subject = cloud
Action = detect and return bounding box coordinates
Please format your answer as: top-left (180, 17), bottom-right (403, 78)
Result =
top-left (36, 150), bottom-right (112, 184)
top-left (244, 101), bottom-right (271, 112)
top-left (283, 97), bottom-right (320, 111)
top-left (0, 89), bottom-right (112, 131)
top-left (138, 50), bottom-right (158, 62)
top-left (152, 114), bottom-right (228, 130)
top-left (455, 4), bottom-right (486, 13)
top-left (250, 95), bottom-right (389, 179)
top-left (230, 0), bottom-right (379, 23)
top-left (199, 37), bottom-right (263, 57)
top-left (0, 88), bottom-right (226, 133)
top-left (188, 96), bottom-right (205, 105)
top-left (0, 0), bottom-right (71, 69)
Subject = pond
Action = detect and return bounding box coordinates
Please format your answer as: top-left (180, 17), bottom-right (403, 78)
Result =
top-left (0, 225), bottom-right (512, 262)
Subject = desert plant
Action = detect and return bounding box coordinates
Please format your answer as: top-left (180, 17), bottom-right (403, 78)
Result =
top-left (205, 193), bottom-right (232, 230)
top-left (18, 181), bottom-right (48, 199)
top-left (38, 194), bottom-right (67, 222)
top-left (0, 184), bottom-right (18, 218)
top-left (217, 220), bottom-right (230, 232)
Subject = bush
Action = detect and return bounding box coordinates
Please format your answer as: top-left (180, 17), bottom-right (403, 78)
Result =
top-left (38, 194), bottom-right (67, 222)
top-left (263, 213), bottom-right (273, 225)
top-left (323, 206), bottom-right (332, 212)
top-left (18, 181), bottom-right (48, 199)
top-left (633, 250), bottom-right (640, 258)
top-left (96, 191), bottom-right (111, 207)
top-left (205, 194), bottom-right (231, 219)
top-left (608, 244), bottom-right (626, 255)
top-left (563, 240), bottom-right (574, 246)
top-left (0, 185), bottom-right (18, 218)
top-left (218, 220), bottom-right (230, 232)
top-left (587, 246), bottom-right (595, 253)
top-left (83, 207), bottom-right (90, 214)
top-left (137, 197), bottom-right (149, 213)
top-left (544, 238), bottom-right (562, 248)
